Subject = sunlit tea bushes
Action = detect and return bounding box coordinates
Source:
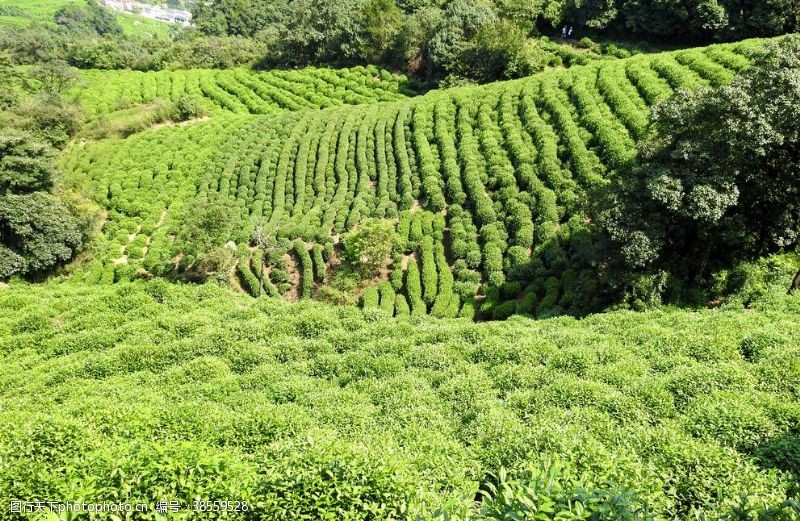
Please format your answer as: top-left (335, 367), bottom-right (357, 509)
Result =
top-left (76, 65), bottom-right (412, 120)
top-left (0, 281), bottom-right (798, 518)
top-left (61, 40), bottom-right (765, 318)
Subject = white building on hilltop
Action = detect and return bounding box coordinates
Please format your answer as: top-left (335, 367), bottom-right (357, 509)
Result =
top-left (100, 0), bottom-right (192, 26)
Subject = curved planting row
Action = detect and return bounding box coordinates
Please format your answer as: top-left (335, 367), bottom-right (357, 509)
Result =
top-left (61, 116), bottom-right (252, 284)
top-left (76, 65), bottom-right (412, 119)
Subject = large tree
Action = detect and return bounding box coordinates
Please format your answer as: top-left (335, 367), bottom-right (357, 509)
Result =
top-left (54, 0), bottom-right (122, 36)
top-left (0, 131), bottom-right (85, 279)
top-left (424, 0), bottom-right (496, 79)
top-left (599, 35), bottom-right (800, 288)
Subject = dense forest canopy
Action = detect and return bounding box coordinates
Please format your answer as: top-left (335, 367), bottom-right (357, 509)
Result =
top-left (189, 0), bottom-right (800, 79)
top-left (1, 0), bottom-right (798, 84)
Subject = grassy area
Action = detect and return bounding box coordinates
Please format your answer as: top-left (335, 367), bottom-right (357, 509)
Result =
top-left (0, 280), bottom-right (797, 518)
top-left (0, 0), bottom-right (84, 23)
top-left (112, 9), bottom-right (172, 38)
top-left (0, 0), bottom-right (171, 37)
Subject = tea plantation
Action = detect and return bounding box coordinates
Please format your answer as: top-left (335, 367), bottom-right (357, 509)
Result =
top-left (61, 38), bottom-right (767, 318)
top-left (75, 66), bottom-right (412, 119)
top-left (2, 12), bottom-right (799, 518)
top-left (0, 280), bottom-right (798, 519)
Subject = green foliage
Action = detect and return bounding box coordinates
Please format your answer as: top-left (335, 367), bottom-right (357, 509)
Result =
top-left (59, 39), bottom-right (780, 315)
top-left (237, 248), bottom-right (262, 297)
top-left (622, 0), bottom-right (797, 41)
top-left (10, 93), bottom-right (84, 147)
top-left (0, 129), bottom-right (55, 194)
top-left (54, 0), bottom-right (122, 36)
top-left (425, 0), bottom-right (497, 79)
top-left (459, 20), bottom-right (527, 82)
top-left (293, 240), bottom-right (314, 298)
top-left (360, 0), bottom-right (403, 63)
top-left (599, 35), bottom-right (800, 298)
top-left (0, 192), bottom-right (85, 278)
top-left (378, 280), bottom-right (396, 313)
top-left (0, 282), bottom-right (799, 518)
top-left (174, 94), bottom-right (205, 121)
top-left (311, 243), bottom-right (327, 282)
top-left (174, 193), bottom-right (246, 274)
top-left (0, 130), bottom-right (86, 279)
top-left (342, 218), bottom-right (400, 277)
top-left (361, 285), bottom-right (380, 309)
top-left (394, 292), bottom-right (410, 315)
top-left (476, 460), bottom-right (656, 519)
top-left (405, 255), bottom-right (425, 314)
top-left (183, 0), bottom-right (799, 84)
top-left (420, 235), bottom-right (438, 304)
top-left (255, 434), bottom-right (418, 519)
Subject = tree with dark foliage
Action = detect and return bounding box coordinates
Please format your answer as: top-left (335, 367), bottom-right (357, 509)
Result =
top-left (54, 0), bottom-right (122, 36)
top-left (0, 131), bottom-right (86, 279)
top-left (598, 36), bottom-right (800, 299)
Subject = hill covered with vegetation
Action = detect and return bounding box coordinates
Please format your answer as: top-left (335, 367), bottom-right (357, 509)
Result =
top-left (0, 0), bottom-right (171, 37)
top-left (59, 37), bottom-right (786, 319)
top-left (1, 1), bottom-right (799, 518)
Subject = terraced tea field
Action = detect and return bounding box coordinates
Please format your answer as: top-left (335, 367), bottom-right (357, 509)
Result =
top-left (2, 10), bottom-right (800, 517)
top-left (75, 66), bottom-right (413, 118)
top-left (63, 39), bottom-right (766, 319)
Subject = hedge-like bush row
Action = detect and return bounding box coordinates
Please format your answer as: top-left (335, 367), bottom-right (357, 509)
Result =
top-left (237, 248), bottom-right (262, 297)
top-left (431, 243), bottom-right (457, 318)
top-left (651, 55), bottom-right (708, 91)
top-left (311, 244), bottom-right (326, 282)
top-left (361, 286), bottom-right (380, 309)
top-left (390, 254), bottom-right (405, 290)
top-left (569, 67), bottom-right (637, 171)
top-left (539, 76), bottom-right (606, 188)
top-left (624, 57), bottom-right (674, 106)
top-left (455, 99), bottom-right (497, 227)
top-left (394, 292), bottom-right (410, 316)
top-left (704, 46), bottom-right (750, 72)
top-left (412, 101), bottom-right (446, 211)
top-left (78, 66), bottom-right (411, 120)
top-left (293, 240), bottom-right (314, 299)
top-left (596, 63), bottom-right (649, 139)
top-left (420, 236), bottom-right (438, 306)
top-left (378, 281), bottom-right (396, 314)
top-left (405, 256), bottom-right (425, 315)
top-left (394, 105), bottom-right (415, 210)
top-left (433, 99), bottom-right (467, 206)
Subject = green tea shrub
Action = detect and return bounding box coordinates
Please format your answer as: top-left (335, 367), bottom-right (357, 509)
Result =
top-left (255, 433), bottom-right (418, 519)
top-left (311, 243), bottom-right (326, 282)
top-left (293, 240), bottom-right (314, 299)
top-left (379, 281), bottom-right (396, 314)
top-left (476, 460), bottom-right (655, 520)
top-left (362, 286), bottom-right (380, 309)
top-left (1, 282), bottom-right (799, 518)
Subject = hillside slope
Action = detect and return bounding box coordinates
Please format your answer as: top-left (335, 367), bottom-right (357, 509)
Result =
top-left (0, 0), bottom-right (171, 37)
top-left (62, 39), bottom-right (769, 318)
top-left (0, 280), bottom-right (798, 518)
top-left (74, 65), bottom-right (413, 119)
